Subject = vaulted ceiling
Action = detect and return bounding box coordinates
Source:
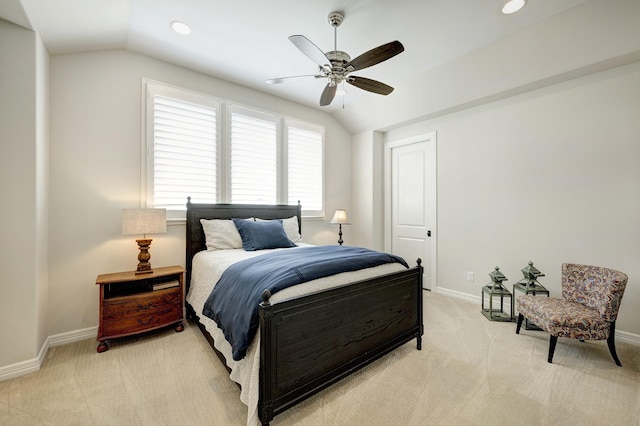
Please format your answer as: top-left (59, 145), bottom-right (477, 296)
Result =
top-left (2, 0), bottom-right (589, 116)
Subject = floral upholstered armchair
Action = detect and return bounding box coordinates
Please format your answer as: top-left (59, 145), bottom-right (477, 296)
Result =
top-left (516, 263), bottom-right (628, 365)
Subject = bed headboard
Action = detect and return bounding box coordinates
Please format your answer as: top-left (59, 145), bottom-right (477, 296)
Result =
top-left (185, 197), bottom-right (302, 292)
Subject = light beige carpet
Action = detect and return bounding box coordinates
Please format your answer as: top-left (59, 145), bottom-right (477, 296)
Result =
top-left (1, 292), bottom-right (639, 425)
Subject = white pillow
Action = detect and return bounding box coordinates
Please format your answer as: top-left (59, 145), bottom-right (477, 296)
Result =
top-left (200, 218), bottom-right (247, 250)
top-left (255, 216), bottom-right (301, 243)
top-left (282, 216), bottom-right (302, 243)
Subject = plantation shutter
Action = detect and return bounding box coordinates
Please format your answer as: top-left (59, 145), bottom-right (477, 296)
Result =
top-left (287, 124), bottom-right (323, 215)
top-left (151, 93), bottom-right (217, 210)
top-left (146, 82), bottom-right (324, 218)
top-left (230, 109), bottom-right (277, 204)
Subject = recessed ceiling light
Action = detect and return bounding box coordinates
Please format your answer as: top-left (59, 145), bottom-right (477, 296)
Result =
top-left (171, 21), bottom-right (191, 35)
top-left (502, 0), bottom-right (526, 14)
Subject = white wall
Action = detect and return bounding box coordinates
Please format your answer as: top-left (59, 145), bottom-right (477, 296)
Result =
top-left (383, 62), bottom-right (640, 336)
top-left (351, 131), bottom-right (384, 250)
top-left (0, 20), bottom-right (48, 367)
top-left (48, 50), bottom-right (351, 336)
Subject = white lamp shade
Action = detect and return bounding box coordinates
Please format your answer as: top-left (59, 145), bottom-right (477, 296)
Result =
top-left (122, 208), bottom-right (167, 236)
top-left (330, 209), bottom-right (350, 224)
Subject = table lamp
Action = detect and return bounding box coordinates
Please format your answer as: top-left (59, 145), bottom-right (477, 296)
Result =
top-left (329, 209), bottom-right (350, 246)
top-left (122, 208), bottom-right (167, 274)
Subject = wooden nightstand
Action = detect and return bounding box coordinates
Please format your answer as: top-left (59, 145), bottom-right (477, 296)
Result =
top-left (95, 265), bottom-right (185, 353)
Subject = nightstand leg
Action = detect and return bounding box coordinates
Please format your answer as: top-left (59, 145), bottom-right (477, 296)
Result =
top-left (175, 322), bottom-right (184, 332)
top-left (97, 340), bottom-right (110, 353)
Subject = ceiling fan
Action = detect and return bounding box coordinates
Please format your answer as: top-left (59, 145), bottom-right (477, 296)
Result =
top-left (266, 11), bottom-right (404, 106)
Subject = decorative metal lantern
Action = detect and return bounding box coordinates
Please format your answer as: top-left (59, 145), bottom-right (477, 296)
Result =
top-left (512, 261), bottom-right (549, 329)
top-left (518, 261), bottom-right (545, 289)
top-left (481, 266), bottom-right (513, 321)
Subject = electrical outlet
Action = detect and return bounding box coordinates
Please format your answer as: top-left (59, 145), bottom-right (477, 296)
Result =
top-left (467, 271), bottom-right (475, 282)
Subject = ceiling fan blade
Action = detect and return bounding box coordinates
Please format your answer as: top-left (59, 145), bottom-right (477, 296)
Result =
top-left (345, 40), bottom-right (404, 72)
top-left (347, 76), bottom-right (394, 95)
top-left (320, 83), bottom-right (337, 106)
top-left (289, 35), bottom-right (331, 70)
top-left (266, 75), bottom-right (320, 84)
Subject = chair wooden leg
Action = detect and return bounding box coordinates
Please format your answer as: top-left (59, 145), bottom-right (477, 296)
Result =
top-left (548, 335), bottom-right (558, 363)
top-left (607, 321), bottom-right (622, 367)
top-left (516, 314), bottom-right (524, 334)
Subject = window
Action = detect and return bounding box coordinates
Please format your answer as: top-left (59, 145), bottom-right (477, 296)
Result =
top-left (145, 81), bottom-right (324, 218)
top-left (287, 122), bottom-right (323, 214)
top-left (149, 90), bottom-right (218, 211)
top-left (229, 107), bottom-right (277, 204)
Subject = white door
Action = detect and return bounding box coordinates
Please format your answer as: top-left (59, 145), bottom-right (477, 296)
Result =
top-left (385, 133), bottom-right (436, 290)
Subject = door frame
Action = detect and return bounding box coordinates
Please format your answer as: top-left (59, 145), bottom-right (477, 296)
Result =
top-left (384, 132), bottom-right (437, 291)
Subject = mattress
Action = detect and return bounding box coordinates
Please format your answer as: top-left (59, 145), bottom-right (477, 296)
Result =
top-left (186, 244), bottom-right (406, 426)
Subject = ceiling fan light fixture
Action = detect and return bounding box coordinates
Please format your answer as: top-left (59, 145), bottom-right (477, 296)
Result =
top-left (502, 0), bottom-right (526, 14)
top-left (170, 21), bottom-right (191, 35)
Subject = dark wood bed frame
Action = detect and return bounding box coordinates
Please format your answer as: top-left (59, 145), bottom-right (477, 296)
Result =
top-left (185, 199), bottom-right (424, 425)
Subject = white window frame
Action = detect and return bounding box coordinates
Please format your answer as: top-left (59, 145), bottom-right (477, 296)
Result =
top-left (285, 118), bottom-right (325, 218)
top-left (224, 104), bottom-right (279, 204)
top-left (143, 80), bottom-right (324, 219)
top-left (144, 80), bottom-right (221, 220)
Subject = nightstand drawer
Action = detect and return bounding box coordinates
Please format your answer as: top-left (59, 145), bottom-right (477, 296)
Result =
top-left (102, 289), bottom-right (181, 321)
top-left (101, 303), bottom-right (182, 336)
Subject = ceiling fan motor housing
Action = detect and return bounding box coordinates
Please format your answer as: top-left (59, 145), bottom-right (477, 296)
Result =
top-left (324, 50), bottom-right (351, 86)
top-left (326, 50), bottom-right (351, 67)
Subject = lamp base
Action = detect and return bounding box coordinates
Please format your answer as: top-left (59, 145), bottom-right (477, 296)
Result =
top-left (134, 238), bottom-right (154, 275)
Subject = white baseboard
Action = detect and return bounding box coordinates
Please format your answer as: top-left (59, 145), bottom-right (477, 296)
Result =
top-left (433, 285), bottom-right (481, 305)
top-left (48, 326), bottom-right (98, 348)
top-left (0, 352), bottom-right (42, 382)
top-left (0, 326), bottom-right (97, 382)
top-left (432, 285), bottom-right (640, 346)
top-left (617, 330), bottom-right (640, 346)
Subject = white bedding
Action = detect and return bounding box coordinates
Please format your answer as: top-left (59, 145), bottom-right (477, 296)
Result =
top-left (186, 244), bottom-right (406, 426)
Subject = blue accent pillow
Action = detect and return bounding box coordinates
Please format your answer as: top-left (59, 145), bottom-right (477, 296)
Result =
top-left (232, 218), bottom-right (297, 251)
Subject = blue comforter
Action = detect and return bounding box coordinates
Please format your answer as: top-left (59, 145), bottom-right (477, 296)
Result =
top-left (202, 245), bottom-right (408, 361)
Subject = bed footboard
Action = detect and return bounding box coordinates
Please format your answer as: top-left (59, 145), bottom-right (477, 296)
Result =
top-left (258, 263), bottom-right (423, 425)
